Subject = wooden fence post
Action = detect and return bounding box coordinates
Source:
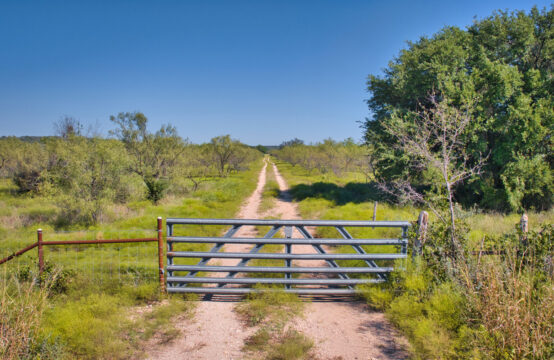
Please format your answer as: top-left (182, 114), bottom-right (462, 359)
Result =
top-left (37, 229), bottom-right (44, 276)
top-left (372, 201), bottom-right (378, 222)
top-left (520, 213), bottom-right (528, 249)
top-left (157, 217), bottom-right (166, 293)
top-left (414, 211), bottom-right (428, 256)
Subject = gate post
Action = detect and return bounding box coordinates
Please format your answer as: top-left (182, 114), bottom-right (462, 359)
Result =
top-left (414, 211), bottom-right (428, 256)
top-left (157, 217), bottom-right (165, 293)
top-left (37, 229), bottom-right (44, 277)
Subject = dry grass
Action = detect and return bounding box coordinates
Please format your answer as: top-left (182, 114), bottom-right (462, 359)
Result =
top-left (0, 270), bottom-right (57, 359)
top-left (463, 249), bottom-right (554, 359)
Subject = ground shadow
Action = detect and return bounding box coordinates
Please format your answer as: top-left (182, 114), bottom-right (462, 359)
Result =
top-left (289, 181), bottom-right (390, 205)
top-left (201, 293), bottom-right (361, 303)
top-left (358, 316), bottom-right (410, 358)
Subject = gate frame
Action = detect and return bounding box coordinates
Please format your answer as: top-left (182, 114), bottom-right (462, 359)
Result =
top-left (166, 218), bottom-right (410, 295)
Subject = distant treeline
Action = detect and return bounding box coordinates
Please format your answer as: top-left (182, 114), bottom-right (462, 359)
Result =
top-left (271, 138), bottom-right (369, 177)
top-left (0, 113), bottom-right (262, 225)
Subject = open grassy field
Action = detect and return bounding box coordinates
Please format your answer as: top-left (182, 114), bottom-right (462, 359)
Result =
top-left (272, 157), bottom-right (553, 359)
top-left (0, 158), bottom-right (264, 359)
top-left (273, 158), bottom-right (554, 247)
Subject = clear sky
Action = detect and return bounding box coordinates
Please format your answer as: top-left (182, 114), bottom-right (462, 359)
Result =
top-left (0, 0), bottom-right (549, 145)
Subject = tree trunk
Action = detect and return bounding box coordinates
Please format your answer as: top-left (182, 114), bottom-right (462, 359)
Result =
top-left (446, 181), bottom-right (465, 262)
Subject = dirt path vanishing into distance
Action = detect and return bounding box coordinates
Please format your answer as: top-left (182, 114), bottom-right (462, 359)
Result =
top-left (146, 159), bottom-right (268, 360)
top-left (147, 158), bottom-right (409, 360)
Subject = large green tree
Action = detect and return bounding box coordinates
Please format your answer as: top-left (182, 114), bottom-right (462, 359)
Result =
top-left (363, 6), bottom-right (553, 211)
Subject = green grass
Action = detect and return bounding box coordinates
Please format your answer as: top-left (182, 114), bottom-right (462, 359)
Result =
top-left (259, 162), bottom-right (280, 214)
top-left (274, 159), bottom-right (554, 248)
top-left (40, 286), bottom-right (196, 359)
top-left (235, 287), bottom-right (304, 327)
top-left (0, 158), bottom-right (265, 359)
top-left (260, 180), bottom-right (280, 214)
top-left (274, 158), bottom-right (554, 360)
top-left (266, 330), bottom-right (313, 360)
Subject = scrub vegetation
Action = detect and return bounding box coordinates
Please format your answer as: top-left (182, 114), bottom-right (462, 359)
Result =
top-left (273, 151), bottom-right (552, 359)
top-left (1, 5), bottom-right (552, 360)
top-left (0, 114), bottom-right (264, 359)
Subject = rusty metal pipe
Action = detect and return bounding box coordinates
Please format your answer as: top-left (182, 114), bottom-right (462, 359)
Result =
top-left (37, 229), bottom-right (44, 276)
top-left (157, 217), bottom-right (165, 293)
top-left (0, 242), bottom-right (38, 265)
top-left (40, 238), bottom-right (157, 245)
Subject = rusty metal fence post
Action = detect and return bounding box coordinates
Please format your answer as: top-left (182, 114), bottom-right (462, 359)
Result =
top-left (37, 228), bottom-right (44, 276)
top-left (157, 217), bottom-right (166, 293)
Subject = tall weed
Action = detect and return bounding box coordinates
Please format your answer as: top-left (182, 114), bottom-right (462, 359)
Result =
top-left (0, 271), bottom-right (63, 359)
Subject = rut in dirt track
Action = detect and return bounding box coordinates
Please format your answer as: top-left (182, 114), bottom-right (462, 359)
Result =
top-left (146, 159), bottom-right (409, 360)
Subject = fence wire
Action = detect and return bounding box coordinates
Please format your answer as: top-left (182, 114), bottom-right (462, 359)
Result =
top-left (1, 229), bottom-right (159, 288)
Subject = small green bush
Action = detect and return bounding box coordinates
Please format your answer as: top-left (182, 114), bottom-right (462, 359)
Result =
top-left (359, 259), bottom-right (475, 360)
top-left (267, 330), bottom-right (313, 360)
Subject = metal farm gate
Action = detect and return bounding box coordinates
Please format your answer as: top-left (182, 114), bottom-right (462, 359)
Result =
top-left (165, 218), bottom-right (410, 295)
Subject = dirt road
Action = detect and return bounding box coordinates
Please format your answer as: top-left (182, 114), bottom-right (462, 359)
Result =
top-left (146, 160), bottom-right (269, 360)
top-left (147, 159), bottom-right (408, 359)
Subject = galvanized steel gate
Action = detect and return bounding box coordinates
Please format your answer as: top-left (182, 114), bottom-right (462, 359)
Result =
top-left (166, 218), bottom-right (410, 295)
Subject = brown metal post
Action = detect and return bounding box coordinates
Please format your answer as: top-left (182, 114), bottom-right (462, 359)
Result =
top-left (37, 229), bottom-right (44, 276)
top-left (157, 217), bottom-right (166, 293)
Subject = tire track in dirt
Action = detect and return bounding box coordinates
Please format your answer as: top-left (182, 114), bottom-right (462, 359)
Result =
top-left (147, 159), bottom-right (408, 359)
top-left (146, 159), bottom-right (269, 360)
top-left (266, 162), bottom-right (409, 360)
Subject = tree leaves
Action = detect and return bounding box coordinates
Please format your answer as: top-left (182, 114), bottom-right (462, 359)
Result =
top-left (364, 6), bottom-right (553, 211)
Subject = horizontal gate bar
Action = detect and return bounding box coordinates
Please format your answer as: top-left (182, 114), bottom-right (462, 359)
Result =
top-left (167, 287), bottom-right (358, 295)
top-left (167, 236), bottom-right (406, 245)
top-left (167, 276), bottom-right (383, 285)
top-left (167, 265), bottom-right (394, 273)
top-left (167, 251), bottom-right (406, 260)
top-left (166, 218), bottom-right (411, 228)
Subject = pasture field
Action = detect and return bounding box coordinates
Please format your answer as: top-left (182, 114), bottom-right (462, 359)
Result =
top-left (271, 157), bottom-right (553, 360)
top-left (273, 158), bottom-right (554, 245)
top-left (0, 158), bottom-right (264, 359)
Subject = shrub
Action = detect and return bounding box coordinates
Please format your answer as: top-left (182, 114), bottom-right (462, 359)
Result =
top-left (462, 226), bottom-right (554, 359)
top-left (145, 178), bottom-right (168, 204)
top-left (267, 330), bottom-right (313, 360)
top-left (360, 223), bottom-right (554, 360)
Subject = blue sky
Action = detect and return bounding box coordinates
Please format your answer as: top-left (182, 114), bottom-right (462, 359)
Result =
top-left (0, 0), bottom-right (549, 145)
